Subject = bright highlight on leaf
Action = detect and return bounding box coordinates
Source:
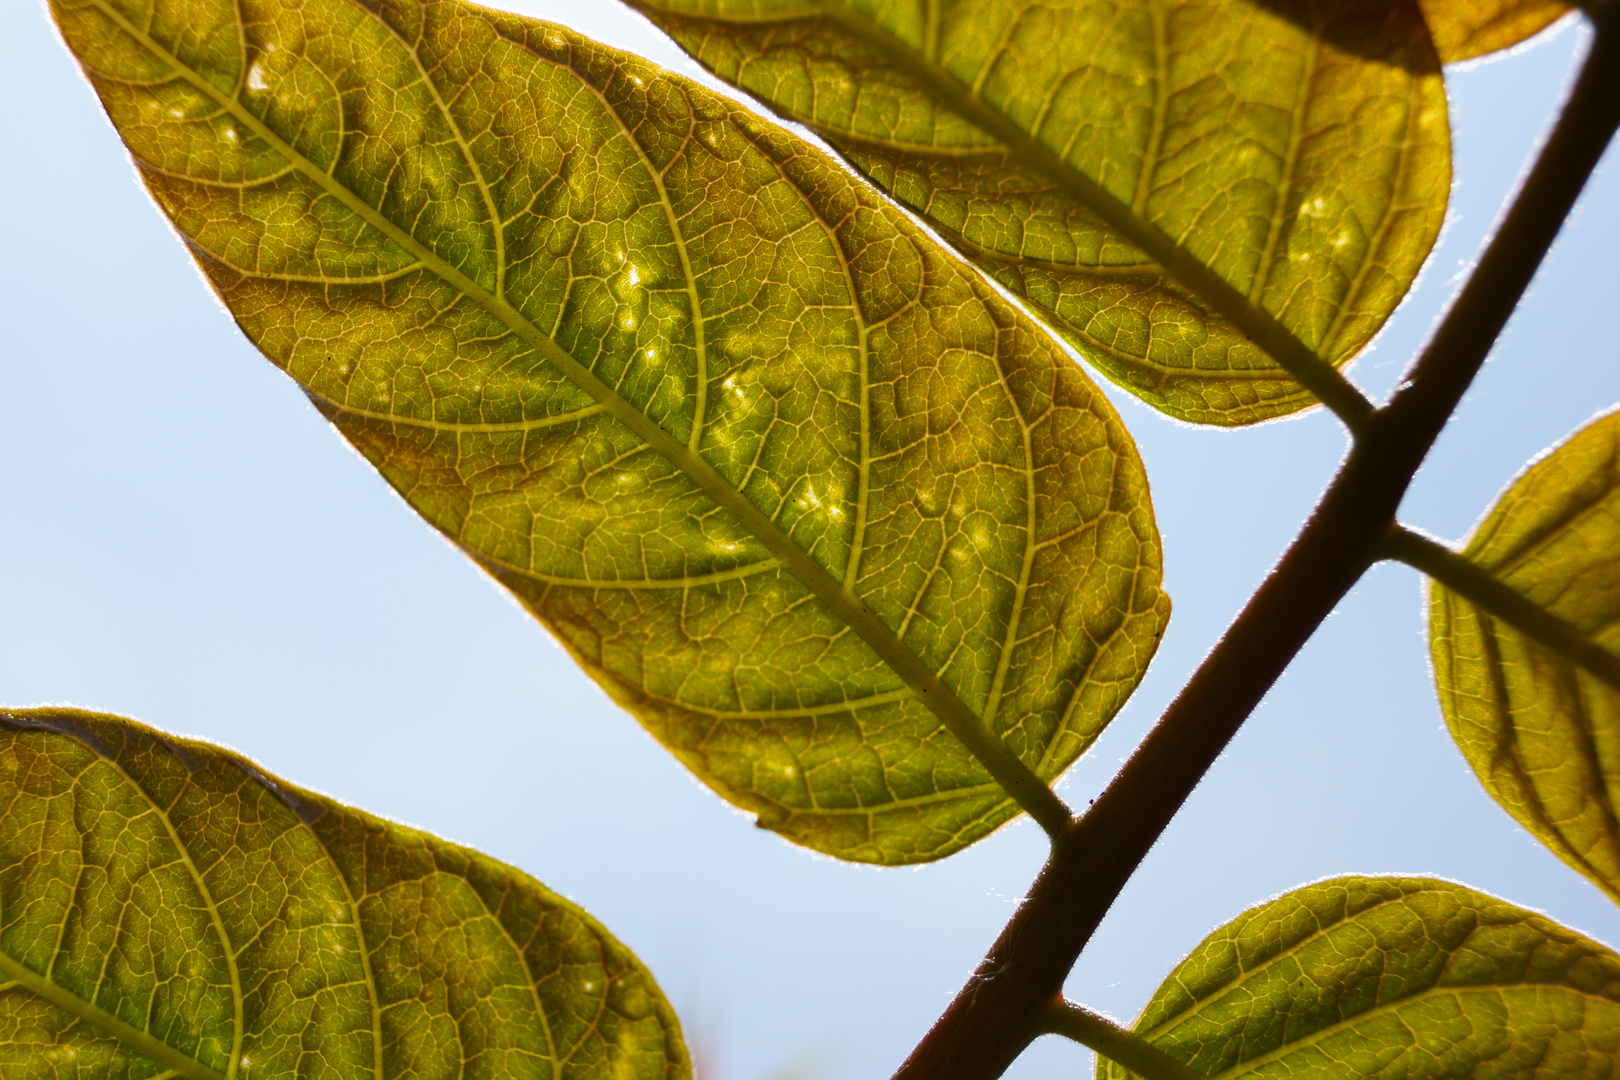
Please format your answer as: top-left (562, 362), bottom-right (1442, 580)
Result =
top-left (1097, 876), bottom-right (1620, 1080)
top-left (0, 708), bottom-right (688, 1080)
top-left (631, 0), bottom-right (1451, 426)
top-left (1430, 410), bottom-right (1620, 907)
top-left (50, 0), bottom-right (1169, 863)
top-left (1418, 0), bottom-right (1571, 63)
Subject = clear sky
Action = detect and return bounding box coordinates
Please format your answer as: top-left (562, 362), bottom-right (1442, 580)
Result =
top-left (3, 5), bottom-right (1617, 1079)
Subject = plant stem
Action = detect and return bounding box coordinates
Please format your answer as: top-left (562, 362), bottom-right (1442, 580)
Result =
top-left (1381, 524), bottom-right (1620, 692)
top-left (892, 13), bottom-right (1620, 1080)
top-left (1042, 1001), bottom-right (1206, 1080)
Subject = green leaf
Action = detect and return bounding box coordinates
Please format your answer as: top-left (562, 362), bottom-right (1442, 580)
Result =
top-left (1429, 410), bottom-right (1620, 906)
top-left (1097, 876), bottom-right (1620, 1080)
top-left (629, 0), bottom-right (1450, 426)
top-left (0, 707), bottom-right (688, 1080)
top-left (50, 0), bottom-right (1169, 863)
top-left (1418, 0), bottom-right (1571, 63)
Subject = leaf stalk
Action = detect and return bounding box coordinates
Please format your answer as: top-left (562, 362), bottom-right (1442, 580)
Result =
top-left (1381, 523), bottom-right (1620, 693)
top-left (892, 13), bottom-right (1620, 1080)
top-left (1042, 1000), bottom-right (1207, 1080)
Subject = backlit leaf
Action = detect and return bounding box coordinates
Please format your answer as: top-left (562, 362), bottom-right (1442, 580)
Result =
top-left (631, 0), bottom-right (1451, 426)
top-left (0, 707), bottom-right (687, 1080)
top-left (1419, 0), bottom-right (1571, 63)
top-left (50, 0), bottom-right (1169, 863)
top-left (1097, 876), bottom-right (1620, 1080)
top-left (1430, 410), bottom-right (1620, 906)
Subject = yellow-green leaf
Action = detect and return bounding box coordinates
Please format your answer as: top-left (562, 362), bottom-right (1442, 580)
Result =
top-left (1419, 0), bottom-right (1571, 63)
top-left (630, 0), bottom-right (1451, 426)
top-left (0, 707), bottom-right (687, 1080)
top-left (1430, 410), bottom-right (1620, 906)
top-left (1097, 876), bottom-right (1620, 1080)
top-left (50, 0), bottom-right (1169, 863)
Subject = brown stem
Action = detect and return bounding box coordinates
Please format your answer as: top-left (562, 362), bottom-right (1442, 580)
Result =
top-left (891, 13), bottom-right (1620, 1080)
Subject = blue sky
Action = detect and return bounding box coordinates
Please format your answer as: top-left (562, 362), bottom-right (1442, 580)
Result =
top-left (3, 5), bottom-right (1617, 1078)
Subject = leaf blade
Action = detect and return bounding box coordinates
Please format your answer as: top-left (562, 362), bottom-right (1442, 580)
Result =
top-left (1429, 410), bottom-right (1620, 906)
top-left (0, 707), bottom-right (688, 1080)
top-left (51, 0), bottom-right (1169, 862)
top-left (1097, 876), bottom-right (1620, 1080)
top-left (631, 0), bottom-right (1450, 426)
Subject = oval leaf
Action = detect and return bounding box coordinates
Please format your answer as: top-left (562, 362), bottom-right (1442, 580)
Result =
top-left (50, 0), bottom-right (1169, 863)
top-left (1097, 876), bottom-right (1620, 1080)
top-left (0, 707), bottom-right (687, 1080)
top-left (1430, 410), bottom-right (1620, 906)
top-left (631, 0), bottom-right (1451, 426)
top-left (1419, 0), bottom-right (1571, 63)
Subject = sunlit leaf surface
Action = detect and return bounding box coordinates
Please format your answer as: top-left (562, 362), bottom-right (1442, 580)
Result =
top-left (0, 707), bottom-right (688, 1080)
top-left (1097, 876), bottom-right (1620, 1080)
top-left (632, 0), bottom-right (1450, 426)
top-left (1419, 0), bottom-right (1571, 62)
top-left (50, 0), bottom-right (1169, 863)
top-left (1430, 411), bottom-right (1620, 906)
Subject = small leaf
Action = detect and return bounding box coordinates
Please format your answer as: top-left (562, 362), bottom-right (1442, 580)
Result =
top-left (1418, 0), bottom-right (1571, 63)
top-left (1430, 410), bottom-right (1620, 906)
top-left (631, 0), bottom-right (1450, 426)
top-left (50, 0), bottom-right (1169, 863)
top-left (0, 707), bottom-right (688, 1080)
top-left (1097, 876), bottom-right (1620, 1080)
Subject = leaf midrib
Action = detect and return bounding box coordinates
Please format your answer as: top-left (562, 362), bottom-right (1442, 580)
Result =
top-left (86, 0), bottom-right (1066, 835)
top-left (808, 0), bottom-right (1301, 362)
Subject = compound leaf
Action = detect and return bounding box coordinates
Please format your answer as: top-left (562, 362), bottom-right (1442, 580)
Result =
top-left (50, 0), bottom-right (1169, 864)
top-left (1418, 0), bottom-right (1571, 62)
top-left (0, 707), bottom-right (687, 1080)
top-left (1097, 876), bottom-right (1620, 1080)
top-left (1430, 410), bottom-right (1620, 906)
top-left (630, 0), bottom-right (1450, 426)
